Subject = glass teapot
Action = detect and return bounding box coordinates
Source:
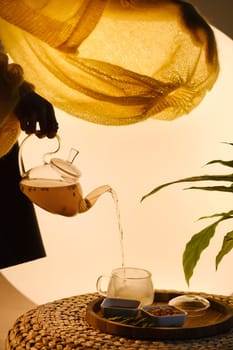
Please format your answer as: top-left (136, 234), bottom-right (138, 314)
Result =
top-left (18, 134), bottom-right (111, 216)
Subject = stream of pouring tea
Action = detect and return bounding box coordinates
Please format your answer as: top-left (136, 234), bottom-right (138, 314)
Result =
top-left (110, 188), bottom-right (125, 269)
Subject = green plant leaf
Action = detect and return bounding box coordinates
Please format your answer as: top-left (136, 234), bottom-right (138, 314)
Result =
top-left (141, 174), bottom-right (233, 201)
top-left (221, 142), bottom-right (233, 146)
top-left (187, 185), bottom-right (233, 193)
top-left (183, 221), bottom-right (220, 285)
top-left (198, 210), bottom-right (233, 220)
top-left (206, 160), bottom-right (233, 168)
top-left (140, 141), bottom-right (233, 284)
top-left (216, 231), bottom-right (233, 270)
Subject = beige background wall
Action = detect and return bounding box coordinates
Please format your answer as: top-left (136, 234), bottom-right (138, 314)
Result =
top-left (2, 2), bottom-right (233, 304)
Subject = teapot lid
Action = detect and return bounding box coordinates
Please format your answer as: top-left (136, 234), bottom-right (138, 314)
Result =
top-left (51, 158), bottom-right (81, 179)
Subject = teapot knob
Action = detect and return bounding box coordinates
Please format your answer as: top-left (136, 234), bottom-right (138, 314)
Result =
top-left (67, 148), bottom-right (79, 164)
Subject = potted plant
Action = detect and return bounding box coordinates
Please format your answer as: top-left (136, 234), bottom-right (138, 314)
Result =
top-left (141, 143), bottom-right (233, 285)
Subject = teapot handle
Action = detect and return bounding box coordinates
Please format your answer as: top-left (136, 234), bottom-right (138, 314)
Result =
top-left (18, 134), bottom-right (61, 178)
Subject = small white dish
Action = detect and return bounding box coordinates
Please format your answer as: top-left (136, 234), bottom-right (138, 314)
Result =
top-left (168, 294), bottom-right (210, 317)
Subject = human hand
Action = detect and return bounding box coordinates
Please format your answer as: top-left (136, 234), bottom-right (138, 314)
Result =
top-left (14, 91), bottom-right (58, 138)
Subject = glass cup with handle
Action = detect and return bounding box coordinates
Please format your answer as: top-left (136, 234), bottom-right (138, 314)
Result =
top-left (96, 267), bottom-right (154, 306)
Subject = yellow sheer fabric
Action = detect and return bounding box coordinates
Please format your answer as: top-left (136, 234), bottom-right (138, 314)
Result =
top-left (0, 49), bottom-right (34, 156)
top-left (0, 52), bottom-right (23, 156)
top-left (0, 0), bottom-right (219, 154)
top-left (0, 0), bottom-right (107, 52)
top-left (0, 52), bottom-right (24, 123)
top-left (0, 114), bottom-right (20, 157)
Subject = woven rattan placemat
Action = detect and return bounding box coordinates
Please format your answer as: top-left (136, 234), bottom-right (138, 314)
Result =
top-left (6, 291), bottom-right (233, 350)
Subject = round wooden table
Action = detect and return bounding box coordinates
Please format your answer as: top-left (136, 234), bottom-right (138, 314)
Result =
top-left (5, 291), bottom-right (233, 350)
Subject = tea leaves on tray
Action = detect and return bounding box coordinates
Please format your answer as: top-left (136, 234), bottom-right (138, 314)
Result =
top-left (105, 315), bottom-right (156, 328)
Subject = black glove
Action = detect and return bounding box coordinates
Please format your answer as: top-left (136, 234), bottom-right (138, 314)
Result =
top-left (14, 91), bottom-right (58, 138)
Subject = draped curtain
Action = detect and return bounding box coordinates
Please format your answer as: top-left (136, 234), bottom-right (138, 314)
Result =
top-left (0, 0), bottom-right (219, 129)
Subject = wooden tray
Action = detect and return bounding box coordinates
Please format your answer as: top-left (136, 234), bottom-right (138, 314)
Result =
top-left (86, 290), bottom-right (233, 340)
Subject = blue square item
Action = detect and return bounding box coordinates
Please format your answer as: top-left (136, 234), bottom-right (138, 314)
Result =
top-left (101, 298), bottom-right (140, 317)
top-left (141, 305), bottom-right (187, 327)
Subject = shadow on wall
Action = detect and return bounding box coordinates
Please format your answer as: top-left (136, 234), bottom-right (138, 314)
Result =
top-left (189, 0), bottom-right (233, 39)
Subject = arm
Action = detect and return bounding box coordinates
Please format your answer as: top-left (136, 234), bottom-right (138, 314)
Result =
top-left (14, 90), bottom-right (58, 139)
top-left (0, 46), bottom-right (58, 157)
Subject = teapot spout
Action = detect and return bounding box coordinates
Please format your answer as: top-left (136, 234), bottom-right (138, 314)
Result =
top-left (79, 185), bottom-right (112, 213)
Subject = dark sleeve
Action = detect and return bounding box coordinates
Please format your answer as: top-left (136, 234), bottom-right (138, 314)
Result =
top-left (0, 143), bottom-right (46, 269)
